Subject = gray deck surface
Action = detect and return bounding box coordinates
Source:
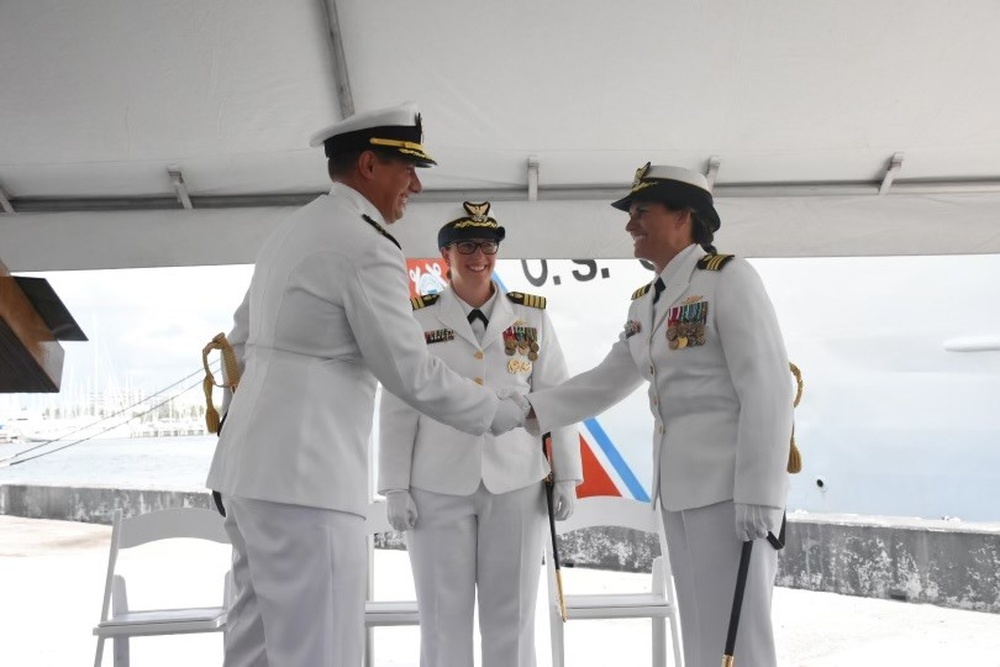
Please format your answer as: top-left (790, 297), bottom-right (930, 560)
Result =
top-left (3, 516), bottom-right (998, 666)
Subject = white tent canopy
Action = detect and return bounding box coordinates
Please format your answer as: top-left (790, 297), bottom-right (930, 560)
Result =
top-left (2, 0), bottom-right (999, 270)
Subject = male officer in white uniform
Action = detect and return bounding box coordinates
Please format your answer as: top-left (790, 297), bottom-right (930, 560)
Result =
top-left (206, 103), bottom-right (529, 667)
top-left (523, 164), bottom-right (793, 667)
top-left (378, 202), bottom-right (582, 667)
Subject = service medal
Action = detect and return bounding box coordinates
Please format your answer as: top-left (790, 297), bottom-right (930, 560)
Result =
top-left (667, 300), bottom-right (709, 349)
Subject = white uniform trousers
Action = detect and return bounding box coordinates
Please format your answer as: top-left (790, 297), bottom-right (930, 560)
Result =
top-left (406, 482), bottom-right (546, 667)
top-left (660, 500), bottom-right (779, 667)
top-left (222, 495), bottom-right (366, 667)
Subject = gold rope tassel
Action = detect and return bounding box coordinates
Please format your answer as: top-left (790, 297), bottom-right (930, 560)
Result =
top-left (202, 333), bottom-right (241, 434)
top-left (203, 374), bottom-right (221, 434)
top-left (787, 429), bottom-right (802, 474)
top-left (787, 362), bottom-right (804, 474)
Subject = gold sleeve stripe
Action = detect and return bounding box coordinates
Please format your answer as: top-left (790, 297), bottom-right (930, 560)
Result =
top-left (697, 254), bottom-right (735, 271)
top-left (411, 293), bottom-right (440, 310)
top-left (631, 284), bottom-right (652, 300)
top-left (507, 292), bottom-right (547, 309)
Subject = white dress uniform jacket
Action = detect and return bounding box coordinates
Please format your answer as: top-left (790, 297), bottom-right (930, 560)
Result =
top-left (206, 183), bottom-right (500, 518)
top-left (528, 244), bottom-right (793, 511)
top-left (379, 285), bottom-right (581, 494)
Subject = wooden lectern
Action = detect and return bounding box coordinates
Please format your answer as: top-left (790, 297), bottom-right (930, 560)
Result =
top-left (0, 257), bottom-right (87, 392)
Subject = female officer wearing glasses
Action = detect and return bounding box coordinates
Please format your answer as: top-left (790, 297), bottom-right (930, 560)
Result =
top-left (523, 165), bottom-right (794, 667)
top-left (378, 201), bottom-right (582, 667)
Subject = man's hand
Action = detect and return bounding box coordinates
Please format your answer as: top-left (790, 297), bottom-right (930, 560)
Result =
top-left (734, 502), bottom-right (783, 542)
top-left (490, 391), bottom-right (530, 435)
top-left (552, 480), bottom-right (577, 521)
top-left (385, 490), bottom-right (418, 531)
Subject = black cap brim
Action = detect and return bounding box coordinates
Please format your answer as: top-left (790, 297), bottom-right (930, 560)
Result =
top-left (611, 181), bottom-right (721, 232)
top-left (438, 224), bottom-right (506, 249)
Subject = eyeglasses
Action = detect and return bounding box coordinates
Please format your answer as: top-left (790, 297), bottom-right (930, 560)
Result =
top-left (452, 240), bottom-right (500, 255)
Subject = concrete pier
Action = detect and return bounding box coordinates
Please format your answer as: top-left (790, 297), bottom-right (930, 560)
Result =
top-left (3, 513), bottom-right (1000, 666)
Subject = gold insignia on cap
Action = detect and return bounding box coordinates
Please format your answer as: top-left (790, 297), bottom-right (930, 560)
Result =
top-left (631, 162), bottom-right (651, 189)
top-left (463, 201), bottom-right (491, 222)
top-left (451, 201), bottom-right (500, 230)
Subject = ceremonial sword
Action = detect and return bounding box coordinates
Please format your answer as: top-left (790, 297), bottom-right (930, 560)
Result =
top-left (542, 431), bottom-right (568, 621)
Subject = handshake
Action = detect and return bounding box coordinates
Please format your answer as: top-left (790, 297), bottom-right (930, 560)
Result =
top-left (489, 388), bottom-right (539, 435)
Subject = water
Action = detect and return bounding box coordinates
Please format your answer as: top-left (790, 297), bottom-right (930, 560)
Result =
top-left (0, 436), bottom-right (217, 491)
top-left (3, 434), bottom-right (999, 523)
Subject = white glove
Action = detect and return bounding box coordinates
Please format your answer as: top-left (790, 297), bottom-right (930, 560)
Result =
top-left (734, 502), bottom-right (783, 542)
top-left (552, 480), bottom-right (578, 521)
top-left (495, 387), bottom-right (541, 435)
top-left (385, 490), bottom-right (418, 532)
top-left (490, 392), bottom-right (530, 435)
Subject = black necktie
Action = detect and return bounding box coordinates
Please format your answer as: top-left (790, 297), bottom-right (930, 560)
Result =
top-left (468, 309), bottom-right (488, 328)
top-left (652, 278), bottom-right (666, 304)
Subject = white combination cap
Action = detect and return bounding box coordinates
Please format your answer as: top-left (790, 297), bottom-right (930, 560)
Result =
top-left (309, 101), bottom-right (436, 166)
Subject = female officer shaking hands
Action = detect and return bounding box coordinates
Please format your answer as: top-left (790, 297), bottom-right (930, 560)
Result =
top-left (524, 164), bottom-right (794, 667)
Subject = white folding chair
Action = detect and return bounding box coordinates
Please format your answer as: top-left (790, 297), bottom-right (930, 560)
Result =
top-left (545, 495), bottom-right (683, 667)
top-left (363, 499), bottom-right (419, 667)
top-left (93, 507), bottom-right (231, 667)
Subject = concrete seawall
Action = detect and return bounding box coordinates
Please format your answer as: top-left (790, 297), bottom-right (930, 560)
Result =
top-left (3, 484), bottom-right (998, 613)
top-left (776, 513), bottom-right (1000, 613)
top-left (0, 484), bottom-right (214, 524)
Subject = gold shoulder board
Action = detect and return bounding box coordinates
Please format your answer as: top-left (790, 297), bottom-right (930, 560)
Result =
top-left (631, 284), bottom-right (652, 300)
top-left (411, 293), bottom-right (441, 310)
top-left (507, 292), bottom-right (547, 309)
top-left (696, 254), bottom-right (736, 271)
